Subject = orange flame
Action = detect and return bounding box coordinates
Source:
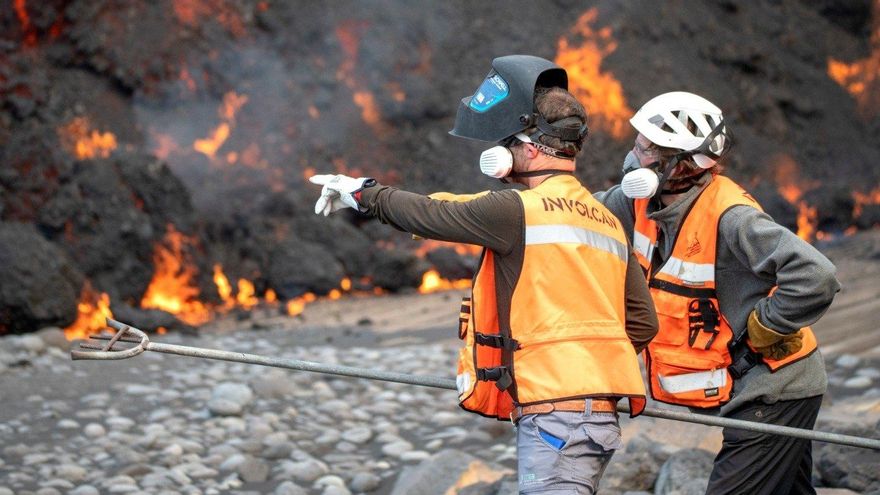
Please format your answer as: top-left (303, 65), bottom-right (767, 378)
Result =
top-left (796, 202), bottom-right (818, 243)
top-left (236, 279), bottom-right (259, 309)
top-left (140, 225), bottom-right (211, 325)
top-left (335, 21), bottom-right (390, 134)
top-left (194, 123), bottom-right (230, 158)
top-left (827, 1), bottom-right (880, 115)
top-left (58, 117), bottom-right (118, 159)
top-left (418, 269), bottom-right (471, 294)
top-left (212, 264), bottom-right (234, 308)
top-left (413, 239), bottom-right (482, 258)
top-left (14, 0), bottom-right (38, 47)
top-left (265, 288), bottom-right (278, 303)
top-left (213, 264), bottom-right (267, 311)
top-left (284, 277), bottom-right (355, 316)
top-left (173, 0), bottom-right (245, 37)
top-left (444, 461), bottom-right (509, 494)
top-left (64, 282), bottom-right (114, 341)
top-left (853, 186), bottom-right (880, 221)
top-left (286, 292), bottom-right (317, 316)
top-left (772, 155), bottom-right (820, 242)
top-left (555, 9), bottom-right (632, 139)
top-left (193, 91), bottom-right (248, 159)
top-left (353, 91), bottom-right (384, 129)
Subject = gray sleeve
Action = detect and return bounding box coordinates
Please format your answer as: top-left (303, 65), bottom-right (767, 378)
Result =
top-left (719, 205), bottom-right (841, 334)
top-left (624, 251), bottom-right (658, 353)
top-left (359, 185), bottom-right (522, 255)
top-left (595, 185), bottom-right (635, 238)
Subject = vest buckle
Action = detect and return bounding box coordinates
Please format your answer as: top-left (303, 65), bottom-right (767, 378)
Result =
top-left (477, 366), bottom-right (513, 391)
top-left (474, 333), bottom-right (520, 350)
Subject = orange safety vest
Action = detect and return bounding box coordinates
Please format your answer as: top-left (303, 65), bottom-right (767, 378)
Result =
top-left (456, 175), bottom-right (647, 420)
top-left (633, 175), bottom-right (818, 409)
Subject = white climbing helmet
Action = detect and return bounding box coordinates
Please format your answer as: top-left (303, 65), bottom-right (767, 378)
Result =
top-left (629, 91), bottom-right (728, 169)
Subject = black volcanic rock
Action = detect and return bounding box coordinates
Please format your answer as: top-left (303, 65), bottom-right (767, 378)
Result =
top-left (36, 152), bottom-right (203, 304)
top-left (0, 222), bottom-right (83, 334)
top-left (369, 249), bottom-right (431, 291)
top-left (266, 236), bottom-right (346, 299)
top-left (1, 0), bottom-right (879, 332)
top-left (110, 303), bottom-right (195, 335)
top-left (426, 247), bottom-right (479, 282)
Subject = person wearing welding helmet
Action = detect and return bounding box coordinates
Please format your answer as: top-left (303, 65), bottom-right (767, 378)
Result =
top-left (596, 91), bottom-right (841, 494)
top-left (310, 54), bottom-right (658, 494)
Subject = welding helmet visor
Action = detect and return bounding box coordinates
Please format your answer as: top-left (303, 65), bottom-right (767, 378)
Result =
top-left (450, 55), bottom-right (568, 143)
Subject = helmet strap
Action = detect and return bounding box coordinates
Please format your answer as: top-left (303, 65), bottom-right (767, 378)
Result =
top-left (691, 120), bottom-right (729, 162)
top-left (652, 155), bottom-right (681, 200)
top-left (661, 169), bottom-right (709, 195)
top-left (520, 113), bottom-right (588, 159)
top-left (513, 132), bottom-right (577, 160)
top-left (534, 114), bottom-right (589, 142)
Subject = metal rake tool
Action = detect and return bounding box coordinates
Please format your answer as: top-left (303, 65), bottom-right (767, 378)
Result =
top-left (72, 318), bottom-right (880, 451)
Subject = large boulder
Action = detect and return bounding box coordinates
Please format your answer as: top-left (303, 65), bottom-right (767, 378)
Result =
top-left (0, 222), bottom-right (83, 334)
top-left (815, 397), bottom-right (880, 493)
top-left (369, 248), bottom-right (430, 291)
top-left (654, 448), bottom-right (714, 495)
top-left (266, 236), bottom-right (346, 298)
top-left (600, 437), bottom-right (674, 494)
top-left (390, 449), bottom-right (512, 495)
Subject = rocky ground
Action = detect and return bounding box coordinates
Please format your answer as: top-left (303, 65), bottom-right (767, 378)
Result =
top-left (1, 231), bottom-right (880, 495)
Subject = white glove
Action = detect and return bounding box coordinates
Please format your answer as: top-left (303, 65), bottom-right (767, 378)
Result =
top-left (308, 174), bottom-right (376, 216)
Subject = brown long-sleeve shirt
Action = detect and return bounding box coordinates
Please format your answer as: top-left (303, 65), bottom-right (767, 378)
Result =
top-left (359, 178), bottom-right (659, 352)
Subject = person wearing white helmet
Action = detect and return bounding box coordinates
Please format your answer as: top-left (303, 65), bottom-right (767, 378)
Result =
top-left (596, 91), bottom-right (841, 494)
top-left (310, 55), bottom-right (659, 494)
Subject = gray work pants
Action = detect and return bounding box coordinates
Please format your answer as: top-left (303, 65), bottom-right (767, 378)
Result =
top-left (516, 405), bottom-right (622, 494)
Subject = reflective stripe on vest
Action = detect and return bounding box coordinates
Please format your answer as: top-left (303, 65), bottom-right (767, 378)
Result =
top-left (525, 224), bottom-right (628, 261)
top-left (657, 257), bottom-right (715, 284)
top-left (658, 368), bottom-right (727, 394)
top-left (458, 175), bottom-right (647, 420)
top-left (635, 176), bottom-right (819, 409)
top-left (633, 230), bottom-right (655, 262)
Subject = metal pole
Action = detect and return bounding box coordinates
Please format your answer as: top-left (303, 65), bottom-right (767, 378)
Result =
top-left (146, 341), bottom-right (457, 391)
top-left (142, 341), bottom-right (879, 451)
top-left (72, 320), bottom-right (880, 451)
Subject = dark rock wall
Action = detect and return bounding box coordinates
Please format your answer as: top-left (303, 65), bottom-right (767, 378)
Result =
top-left (0, 0), bottom-right (878, 333)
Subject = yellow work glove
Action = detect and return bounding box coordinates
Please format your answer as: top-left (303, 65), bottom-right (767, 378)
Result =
top-left (747, 310), bottom-right (804, 360)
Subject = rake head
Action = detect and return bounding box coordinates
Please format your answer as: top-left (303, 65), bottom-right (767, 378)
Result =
top-left (70, 318), bottom-right (150, 361)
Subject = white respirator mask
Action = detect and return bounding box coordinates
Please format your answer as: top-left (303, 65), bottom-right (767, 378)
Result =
top-left (621, 166), bottom-right (660, 199)
top-left (479, 145), bottom-right (514, 178)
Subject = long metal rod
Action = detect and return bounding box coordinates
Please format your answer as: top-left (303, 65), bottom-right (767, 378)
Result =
top-left (138, 340), bottom-right (879, 450)
top-left (72, 320), bottom-right (880, 451)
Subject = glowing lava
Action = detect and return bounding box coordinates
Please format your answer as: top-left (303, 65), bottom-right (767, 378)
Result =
top-left (773, 154), bottom-right (820, 242)
top-left (140, 225), bottom-right (211, 325)
top-left (418, 269), bottom-right (471, 294)
top-left (64, 282), bottom-right (114, 341)
top-left (555, 8), bottom-right (632, 139)
top-left (193, 91), bottom-right (249, 159)
top-left (335, 20), bottom-right (390, 134)
top-left (827, 1), bottom-right (880, 116)
top-left (58, 117), bottom-right (118, 160)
